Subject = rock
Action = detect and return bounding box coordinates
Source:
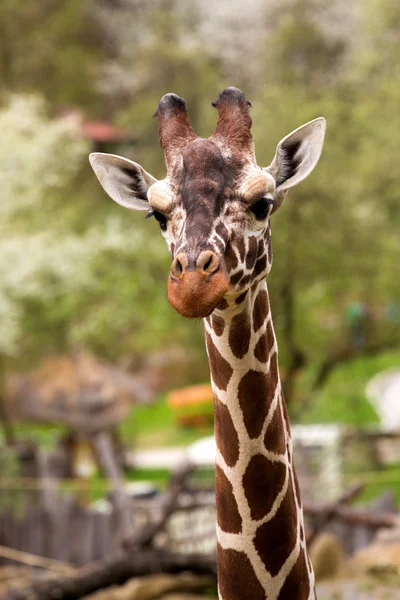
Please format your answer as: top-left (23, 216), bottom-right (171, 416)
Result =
top-left (309, 533), bottom-right (344, 580)
top-left (83, 573), bottom-right (214, 600)
top-left (354, 542), bottom-right (400, 574)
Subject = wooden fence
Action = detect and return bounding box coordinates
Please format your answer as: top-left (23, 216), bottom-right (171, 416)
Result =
top-left (0, 481), bottom-right (398, 570)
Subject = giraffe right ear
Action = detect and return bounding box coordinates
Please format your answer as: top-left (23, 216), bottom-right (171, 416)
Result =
top-left (265, 117), bottom-right (326, 211)
top-left (89, 153), bottom-right (157, 211)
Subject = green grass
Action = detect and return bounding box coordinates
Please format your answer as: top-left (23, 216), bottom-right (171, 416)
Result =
top-left (298, 349), bottom-right (400, 425)
top-left (349, 463), bottom-right (400, 504)
top-left (120, 394), bottom-right (214, 449)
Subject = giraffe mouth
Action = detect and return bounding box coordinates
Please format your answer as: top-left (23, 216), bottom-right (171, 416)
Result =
top-left (167, 269), bottom-right (230, 318)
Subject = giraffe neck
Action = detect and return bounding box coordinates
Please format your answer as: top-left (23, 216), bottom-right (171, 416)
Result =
top-left (205, 280), bottom-right (315, 600)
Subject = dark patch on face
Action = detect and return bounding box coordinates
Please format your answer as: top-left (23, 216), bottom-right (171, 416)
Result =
top-left (206, 333), bottom-right (233, 390)
top-left (229, 313), bottom-right (251, 359)
top-left (276, 139), bottom-right (302, 188)
top-left (215, 221), bottom-right (229, 244)
top-left (224, 240), bottom-right (238, 272)
top-left (215, 465), bottom-right (242, 533)
top-left (243, 454), bottom-right (287, 521)
top-left (264, 403), bottom-right (286, 455)
top-left (239, 273), bottom-right (251, 287)
top-left (277, 549), bottom-right (310, 599)
top-left (214, 399), bottom-right (239, 467)
top-left (254, 478), bottom-right (298, 577)
top-left (211, 314), bottom-right (225, 336)
top-left (246, 236), bottom-right (258, 270)
top-left (237, 237), bottom-right (246, 262)
top-left (238, 370), bottom-right (270, 438)
top-left (230, 270), bottom-right (244, 285)
top-left (253, 289), bottom-right (269, 332)
top-left (300, 525), bottom-right (304, 542)
top-left (170, 242), bottom-right (175, 258)
top-left (217, 544), bottom-right (266, 600)
top-left (235, 290), bottom-right (248, 305)
top-left (254, 253), bottom-right (267, 276)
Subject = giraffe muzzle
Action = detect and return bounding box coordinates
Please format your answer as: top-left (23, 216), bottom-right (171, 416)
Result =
top-left (168, 250), bottom-right (229, 318)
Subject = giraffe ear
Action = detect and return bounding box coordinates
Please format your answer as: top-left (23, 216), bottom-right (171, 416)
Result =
top-left (265, 117), bottom-right (326, 210)
top-left (89, 153), bottom-right (157, 211)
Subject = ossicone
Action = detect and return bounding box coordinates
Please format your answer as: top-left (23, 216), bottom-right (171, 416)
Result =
top-left (154, 93), bottom-right (197, 170)
top-left (211, 87), bottom-right (254, 158)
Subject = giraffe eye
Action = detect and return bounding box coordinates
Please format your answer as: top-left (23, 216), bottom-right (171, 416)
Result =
top-left (146, 209), bottom-right (168, 231)
top-left (249, 198), bottom-right (275, 221)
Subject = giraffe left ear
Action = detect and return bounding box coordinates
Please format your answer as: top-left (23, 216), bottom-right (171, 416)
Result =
top-left (265, 117), bottom-right (326, 211)
top-left (89, 153), bottom-right (157, 211)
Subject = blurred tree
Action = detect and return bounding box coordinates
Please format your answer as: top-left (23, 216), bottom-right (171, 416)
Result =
top-left (0, 0), bottom-right (398, 419)
top-left (0, 0), bottom-right (106, 112)
top-left (113, 3), bottom-right (223, 175)
top-left (252, 0), bottom-right (400, 406)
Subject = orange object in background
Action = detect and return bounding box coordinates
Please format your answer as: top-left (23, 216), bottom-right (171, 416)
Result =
top-left (167, 384), bottom-right (214, 428)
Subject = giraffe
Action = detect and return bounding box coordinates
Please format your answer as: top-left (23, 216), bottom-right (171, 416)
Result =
top-left (89, 87), bottom-right (326, 599)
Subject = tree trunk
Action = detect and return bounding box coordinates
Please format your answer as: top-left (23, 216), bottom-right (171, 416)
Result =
top-left (0, 549), bottom-right (216, 600)
top-left (0, 354), bottom-right (15, 445)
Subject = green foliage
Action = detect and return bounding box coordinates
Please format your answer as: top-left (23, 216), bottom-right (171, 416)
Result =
top-left (299, 350), bottom-right (400, 425)
top-left (0, 0), bottom-right (398, 424)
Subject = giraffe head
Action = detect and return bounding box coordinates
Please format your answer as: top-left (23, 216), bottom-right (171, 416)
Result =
top-left (90, 88), bottom-right (326, 318)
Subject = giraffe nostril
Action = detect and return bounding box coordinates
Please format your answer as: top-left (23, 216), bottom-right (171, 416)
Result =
top-left (175, 258), bottom-right (183, 275)
top-left (203, 256), bottom-right (213, 271)
top-left (171, 252), bottom-right (188, 278)
top-left (197, 250), bottom-right (219, 274)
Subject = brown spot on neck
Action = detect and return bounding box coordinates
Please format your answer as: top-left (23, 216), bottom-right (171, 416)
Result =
top-left (238, 370), bottom-right (270, 438)
top-left (254, 336), bottom-right (268, 362)
top-left (211, 314), bottom-right (225, 336)
top-left (215, 297), bottom-right (229, 311)
top-left (242, 454), bottom-right (287, 520)
top-left (217, 545), bottom-right (266, 600)
top-left (206, 332), bottom-right (233, 390)
top-left (253, 289), bottom-right (269, 332)
top-left (215, 465), bottom-right (242, 533)
top-left (253, 303), bottom-right (276, 364)
top-left (277, 549), bottom-right (311, 599)
top-left (214, 399), bottom-right (239, 467)
top-left (254, 253), bottom-right (267, 276)
top-left (229, 312), bottom-right (251, 359)
top-left (254, 477), bottom-right (298, 577)
top-left (264, 403), bottom-right (287, 455)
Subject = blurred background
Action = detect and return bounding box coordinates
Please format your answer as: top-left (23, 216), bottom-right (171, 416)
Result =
top-left (0, 0), bottom-right (399, 598)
